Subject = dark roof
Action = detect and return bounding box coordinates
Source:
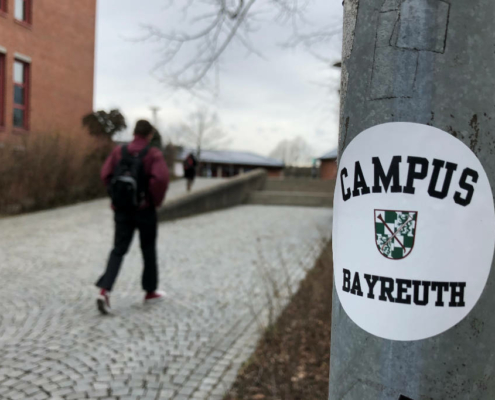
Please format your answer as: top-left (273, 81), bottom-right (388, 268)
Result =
top-left (178, 149), bottom-right (284, 168)
top-left (319, 148), bottom-right (338, 160)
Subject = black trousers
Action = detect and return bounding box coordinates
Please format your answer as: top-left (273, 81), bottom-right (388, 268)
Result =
top-left (96, 208), bottom-right (158, 293)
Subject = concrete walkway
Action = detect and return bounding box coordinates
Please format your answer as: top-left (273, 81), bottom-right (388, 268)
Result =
top-left (0, 190), bottom-right (332, 400)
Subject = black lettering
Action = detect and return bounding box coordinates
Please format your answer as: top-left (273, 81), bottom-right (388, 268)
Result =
top-left (372, 156), bottom-right (402, 193)
top-left (431, 281), bottom-right (450, 307)
top-left (404, 156), bottom-right (429, 194)
top-left (352, 161), bottom-right (371, 197)
top-left (343, 269), bottom-right (351, 292)
top-left (364, 274), bottom-right (380, 299)
top-left (428, 159), bottom-right (458, 199)
top-left (343, 274), bottom-right (466, 308)
top-left (378, 277), bottom-right (395, 302)
top-left (340, 168), bottom-right (351, 201)
top-left (351, 272), bottom-right (363, 296)
top-left (449, 282), bottom-right (466, 307)
top-left (396, 279), bottom-right (412, 304)
top-left (412, 280), bottom-right (430, 306)
top-left (454, 168), bottom-right (479, 207)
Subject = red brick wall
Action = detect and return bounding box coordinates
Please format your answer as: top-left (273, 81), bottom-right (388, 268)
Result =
top-left (0, 0), bottom-right (96, 137)
top-left (267, 168), bottom-right (283, 178)
top-left (320, 159), bottom-right (338, 180)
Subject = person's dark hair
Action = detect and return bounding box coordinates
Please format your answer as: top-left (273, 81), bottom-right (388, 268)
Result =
top-left (134, 120), bottom-right (154, 137)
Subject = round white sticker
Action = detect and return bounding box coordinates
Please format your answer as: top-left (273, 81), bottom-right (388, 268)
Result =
top-left (333, 122), bottom-right (495, 341)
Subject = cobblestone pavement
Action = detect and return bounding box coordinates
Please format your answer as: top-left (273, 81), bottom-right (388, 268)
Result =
top-left (0, 190), bottom-right (332, 400)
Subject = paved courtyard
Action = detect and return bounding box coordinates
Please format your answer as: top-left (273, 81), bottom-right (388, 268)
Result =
top-left (0, 184), bottom-right (332, 400)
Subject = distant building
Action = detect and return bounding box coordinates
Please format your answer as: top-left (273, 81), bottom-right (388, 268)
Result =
top-left (0, 0), bottom-right (96, 136)
top-left (319, 148), bottom-right (338, 180)
top-left (176, 149), bottom-right (284, 178)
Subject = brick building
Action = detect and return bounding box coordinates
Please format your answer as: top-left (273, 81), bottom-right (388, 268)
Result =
top-left (0, 0), bottom-right (96, 136)
top-left (319, 148), bottom-right (338, 180)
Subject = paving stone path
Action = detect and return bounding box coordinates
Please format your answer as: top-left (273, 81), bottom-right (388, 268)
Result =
top-left (0, 181), bottom-right (332, 400)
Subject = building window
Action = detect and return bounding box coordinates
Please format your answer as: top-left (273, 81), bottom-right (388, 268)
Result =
top-left (0, 54), bottom-right (4, 128)
top-left (0, 0), bottom-right (7, 13)
top-left (13, 60), bottom-right (29, 130)
top-left (15, 0), bottom-right (32, 24)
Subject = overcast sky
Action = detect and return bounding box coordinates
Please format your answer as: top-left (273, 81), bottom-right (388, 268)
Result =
top-left (94, 0), bottom-right (343, 159)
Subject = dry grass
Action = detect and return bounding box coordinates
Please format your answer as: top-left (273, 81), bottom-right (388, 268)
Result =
top-left (0, 133), bottom-right (111, 214)
top-left (225, 241), bottom-right (333, 400)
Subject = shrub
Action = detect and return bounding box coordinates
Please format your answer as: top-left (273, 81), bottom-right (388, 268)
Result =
top-left (0, 133), bottom-right (112, 214)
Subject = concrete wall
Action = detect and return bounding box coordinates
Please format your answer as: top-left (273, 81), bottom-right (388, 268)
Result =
top-left (0, 0), bottom-right (96, 136)
top-left (320, 159), bottom-right (338, 180)
top-left (158, 169), bottom-right (267, 222)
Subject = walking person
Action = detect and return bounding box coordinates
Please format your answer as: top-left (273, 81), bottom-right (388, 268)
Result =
top-left (96, 120), bottom-right (170, 314)
top-left (183, 152), bottom-right (198, 192)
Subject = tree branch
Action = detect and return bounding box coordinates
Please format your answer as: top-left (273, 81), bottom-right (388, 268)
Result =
top-left (141, 0), bottom-right (338, 95)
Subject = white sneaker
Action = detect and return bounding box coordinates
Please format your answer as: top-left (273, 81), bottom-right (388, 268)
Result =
top-left (97, 290), bottom-right (111, 315)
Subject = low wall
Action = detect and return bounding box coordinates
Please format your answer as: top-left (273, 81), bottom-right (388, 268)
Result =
top-left (158, 169), bottom-right (267, 222)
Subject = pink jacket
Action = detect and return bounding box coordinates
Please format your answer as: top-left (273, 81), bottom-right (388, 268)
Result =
top-left (101, 136), bottom-right (170, 208)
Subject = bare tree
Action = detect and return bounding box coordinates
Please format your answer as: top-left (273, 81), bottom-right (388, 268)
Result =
top-left (171, 107), bottom-right (230, 160)
top-left (269, 136), bottom-right (314, 166)
top-left (82, 109), bottom-right (127, 141)
top-left (141, 1), bottom-right (340, 94)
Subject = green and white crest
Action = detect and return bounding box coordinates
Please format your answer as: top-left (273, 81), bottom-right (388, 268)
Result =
top-left (375, 209), bottom-right (418, 260)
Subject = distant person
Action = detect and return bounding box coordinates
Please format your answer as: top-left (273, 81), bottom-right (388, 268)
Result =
top-left (183, 152), bottom-right (198, 191)
top-left (96, 120), bottom-right (170, 315)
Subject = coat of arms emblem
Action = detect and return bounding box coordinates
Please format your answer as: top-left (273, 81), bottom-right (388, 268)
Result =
top-left (375, 209), bottom-right (418, 260)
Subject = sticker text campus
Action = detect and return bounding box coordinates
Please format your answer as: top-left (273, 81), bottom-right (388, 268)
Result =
top-left (340, 156), bottom-right (478, 207)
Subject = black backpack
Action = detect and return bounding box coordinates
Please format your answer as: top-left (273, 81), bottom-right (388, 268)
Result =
top-left (110, 145), bottom-right (149, 211)
top-left (183, 154), bottom-right (197, 170)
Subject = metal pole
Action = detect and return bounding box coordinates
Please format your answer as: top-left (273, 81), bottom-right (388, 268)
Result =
top-left (150, 106), bottom-right (160, 127)
top-left (330, 0), bottom-right (495, 399)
